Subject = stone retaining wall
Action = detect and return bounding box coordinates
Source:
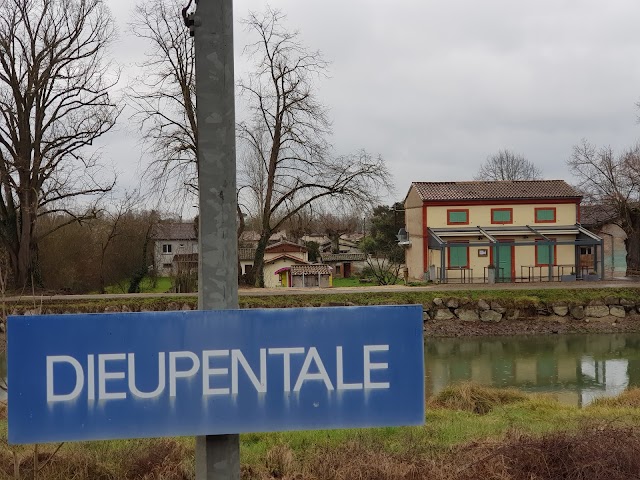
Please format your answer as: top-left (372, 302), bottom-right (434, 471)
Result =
top-left (424, 296), bottom-right (638, 323)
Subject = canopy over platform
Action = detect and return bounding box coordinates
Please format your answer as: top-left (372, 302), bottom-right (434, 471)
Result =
top-left (425, 224), bottom-right (603, 283)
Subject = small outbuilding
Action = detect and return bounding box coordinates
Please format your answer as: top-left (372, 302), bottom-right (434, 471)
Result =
top-left (275, 264), bottom-right (332, 288)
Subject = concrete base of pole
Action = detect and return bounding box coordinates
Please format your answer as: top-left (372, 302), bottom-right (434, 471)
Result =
top-left (195, 435), bottom-right (240, 479)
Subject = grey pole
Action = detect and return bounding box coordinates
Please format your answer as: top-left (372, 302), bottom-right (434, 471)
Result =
top-left (192, 0), bottom-right (240, 478)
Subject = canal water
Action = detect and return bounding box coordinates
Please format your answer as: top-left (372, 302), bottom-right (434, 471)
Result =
top-left (425, 333), bottom-right (640, 406)
top-left (1, 333), bottom-right (639, 406)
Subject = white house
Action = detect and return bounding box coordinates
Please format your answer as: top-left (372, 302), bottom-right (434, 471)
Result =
top-left (151, 222), bottom-right (198, 276)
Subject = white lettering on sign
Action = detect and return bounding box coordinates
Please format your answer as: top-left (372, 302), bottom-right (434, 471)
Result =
top-left (202, 350), bottom-right (230, 395)
top-left (128, 353), bottom-right (166, 399)
top-left (267, 347), bottom-right (304, 392)
top-left (47, 355), bottom-right (84, 402)
top-left (99, 353), bottom-right (127, 400)
top-left (45, 345), bottom-right (390, 403)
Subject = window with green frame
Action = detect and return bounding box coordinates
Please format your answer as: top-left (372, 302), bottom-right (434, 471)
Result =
top-left (536, 241), bottom-right (555, 265)
top-left (449, 243), bottom-right (468, 267)
top-left (447, 210), bottom-right (468, 224)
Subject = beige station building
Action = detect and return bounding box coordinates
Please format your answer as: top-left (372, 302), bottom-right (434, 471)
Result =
top-left (401, 180), bottom-right (604, 283)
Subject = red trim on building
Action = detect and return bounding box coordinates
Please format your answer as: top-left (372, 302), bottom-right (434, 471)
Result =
top-left (424, 198), bottom-right (579, 207)
top-left (490, 207), bottom-right (514, 224)
top-left (446, 209), bottom-right (470, 225)
top-left (447, 240), bottom-right (470, 268)
top-left (534, 207), bottom-right (557, 223)
top-left (422, 204), bottom-right (428, 274)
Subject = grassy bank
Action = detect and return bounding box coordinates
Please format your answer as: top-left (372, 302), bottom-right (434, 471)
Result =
top-left (3, 286), bottom-right (640, 315)
top-left (3, 384), bottom-right (640, 479)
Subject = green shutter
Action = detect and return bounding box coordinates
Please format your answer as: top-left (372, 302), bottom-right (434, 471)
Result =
top-left (450, 244), bottom-right (468, 267)
top-left (448, 211), bottom-right (468, 223)
top-left (492, 209), bottom-right (511, 222)
top-left (536, 209), bottom-right (555, 221)
top-left (536, 242), bottom-right (554, 265)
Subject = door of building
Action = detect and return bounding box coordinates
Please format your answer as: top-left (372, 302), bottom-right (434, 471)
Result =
top-left (344, 262), bottom-right (352, 278)
top-left (494, 241), bottom-right (514, 282)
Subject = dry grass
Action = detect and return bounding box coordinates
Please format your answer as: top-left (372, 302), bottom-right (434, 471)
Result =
top-left (5, 384), bottom-right (640, 479)
top-left (122, 438), bottom-right (191, 480)
top-left (587, 388), bottom-right (640, 409)
top-left (240, 424), bottom-right (640, 480)
top-left (427, 382), bottom-right (529, 414)
top-left (0, 438), bottom-right (192, 480)
top-left (450, 424), bottom-right (640, 480)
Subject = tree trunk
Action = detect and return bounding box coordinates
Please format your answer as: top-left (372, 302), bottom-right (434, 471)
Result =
top-left (625, 224), bottom-right (640, 276)
top-left (15, 239), bottom-right (32, 288)
top-left (14, 202), bottom-right (35, 288)
top-left (330, 234), bottom-right (340, 254)
top-left (253, 233), bottom-right (271, 288)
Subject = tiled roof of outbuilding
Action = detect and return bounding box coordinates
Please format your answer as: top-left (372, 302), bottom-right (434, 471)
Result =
top-left (172, 253), bottom-right (198, 263)
top-left (411, 180), bottom-right (581, 202)
top-left (290, 264), bottom-right (332, 275)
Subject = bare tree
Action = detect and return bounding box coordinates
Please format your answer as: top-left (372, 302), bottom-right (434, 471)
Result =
top-left (0, 0), bottom-right (119, 288)
top-left (569, 139), bottom-right (640, 275)
top-left (91, 192), bottom-right (140, 293)
top-left (318, 210), bottom-right (360, 253)
top-left (128, 0), bottom-right (197, 201)
top-left (475, 149), bottom-right (542, 181)
top-left (238, 9), bottom-right (392, 286)
top-left (38, 207), bottom-right (160, 293)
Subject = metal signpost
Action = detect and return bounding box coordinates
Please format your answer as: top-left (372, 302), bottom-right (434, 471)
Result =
top-left (191, 0), bottom-right (238, 476)
top-left (8, 305), bottom-right (424, 444)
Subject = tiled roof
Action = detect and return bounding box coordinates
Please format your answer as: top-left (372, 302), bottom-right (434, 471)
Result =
top-left (411, 180), bottom-right (581, 202)
top-left (172, 253), bottom-right (198, 263)
top-left (265, 240), bottom-right (307, 252)
top-left (152, 222), bottom-right (196, 240)
top-left (264, 254), bottom-right (308, 265)
top-left (321, 253), bottom-right (367, 262)
top-left (580, 204), bottom-right (618, 227)
top-left (239, 230), bottom-right (288, 243)
top-left (290, 264), bottom-right (332, 275)
top-left (239, 248), bottom-right (256, 261)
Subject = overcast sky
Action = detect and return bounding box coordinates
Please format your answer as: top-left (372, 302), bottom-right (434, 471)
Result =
top-left (102, 0), bottom-right (640, 210)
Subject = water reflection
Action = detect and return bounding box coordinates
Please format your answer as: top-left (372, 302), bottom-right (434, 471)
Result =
top-left (425, 333), bottom-right (640, 406)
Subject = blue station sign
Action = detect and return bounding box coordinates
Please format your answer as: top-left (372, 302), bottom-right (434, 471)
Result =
top-left (8, 305), bottom-right (424, 444)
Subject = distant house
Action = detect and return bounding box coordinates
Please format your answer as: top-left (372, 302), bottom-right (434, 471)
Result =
top-left (580, 205), bottom-right (627, 278)
top-left (263, 241), bottom-right (309, 288)
top-left (264, 240), bottom-right (308, 261)
top-left (239, 247), bottom-right (257, 276)
top-left (265, 254), bottom-right (309, 287)
top-left (320, 252), bottom-right (367, 277)
top-left (151, 222), bottom-right (198, 276)
top-left (403, 180), bottom-right (603, 283)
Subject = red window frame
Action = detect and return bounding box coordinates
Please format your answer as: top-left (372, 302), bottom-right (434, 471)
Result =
top-left (534, 207), bottom-right (556, 223)
top-left (490, 208), bottom-right (513, 224)
top-left (534, 238), bottom-right (557, 267)
top-left (447, 240), bottom-right (470, 268)
top-left (447, 209), bottom-right (470, 225)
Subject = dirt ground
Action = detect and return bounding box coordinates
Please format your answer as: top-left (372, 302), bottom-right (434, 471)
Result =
top-left (425, 314), bottom-right (640, 337)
